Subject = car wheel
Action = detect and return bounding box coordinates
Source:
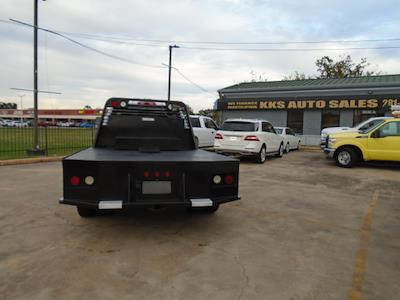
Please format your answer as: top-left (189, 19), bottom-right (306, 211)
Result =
top-left (194, 137), bottom-right (199, 148)
top-left (256, 145), bottom-right (267, 163)
top-left (285, 143), bottom-right (290, 153)
top-left (276, 144), bottom-right (284, 158)
top-left (77, 206), bottom-right (97, 217)
top-left (335, 147), bottom-right (358, 168)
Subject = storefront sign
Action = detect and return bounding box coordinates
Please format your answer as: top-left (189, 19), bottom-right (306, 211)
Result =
top-left (220, 98), bottom-right (400, 110)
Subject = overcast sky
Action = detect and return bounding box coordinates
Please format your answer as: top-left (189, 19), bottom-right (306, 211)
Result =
top-left (1, 0), bottom-right (399, 112)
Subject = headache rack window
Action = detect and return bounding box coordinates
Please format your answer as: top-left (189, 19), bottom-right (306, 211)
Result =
top-left (95, 105), bottom-right (194, 151)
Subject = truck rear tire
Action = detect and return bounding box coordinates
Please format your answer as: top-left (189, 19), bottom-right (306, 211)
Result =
top-left (77, 206), bottom-right (97, 217)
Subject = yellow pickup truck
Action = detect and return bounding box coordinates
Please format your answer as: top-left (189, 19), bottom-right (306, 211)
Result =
top-left (324, 118), bottom-right (400, 167)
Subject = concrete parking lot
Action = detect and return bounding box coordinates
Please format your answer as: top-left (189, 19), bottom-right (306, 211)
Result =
top-left (0, 151), bottom-right (399, 300)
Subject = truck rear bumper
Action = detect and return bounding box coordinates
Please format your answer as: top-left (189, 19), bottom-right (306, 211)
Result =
top-left (59, 195), bottom-right (240, 209)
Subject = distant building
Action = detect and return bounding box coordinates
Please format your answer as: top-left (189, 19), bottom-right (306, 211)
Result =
top-left (217, 74), bottom-right (400, 145)
top-left (0, 108), bottom-right (102, 123)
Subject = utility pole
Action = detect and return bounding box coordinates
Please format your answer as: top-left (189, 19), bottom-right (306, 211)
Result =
top-left (167, 45), bottom-right (179, 102)
top-left (28, 0), bottom-right (46, 155)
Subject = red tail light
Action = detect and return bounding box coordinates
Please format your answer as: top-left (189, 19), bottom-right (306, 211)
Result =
top-left (244, 135), bottom-right (259, 141)
top-left (111, 101), bottom-right (120, 107)
top-left (165, 171), bottom-right (171, 178)
top-left (155, 171), bottom-right (160, 178)
top-left (225, 175), bottom-right (234, 185)
top-left (70, 176), bottom-right (80, 186)
top-left (144, 171), bottom-right (150, 178)
top-left (215, 133), bottom-right (223, 139)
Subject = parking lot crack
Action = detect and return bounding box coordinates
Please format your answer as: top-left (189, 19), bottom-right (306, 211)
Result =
top-left (234, 255), bottom-right (250, 300)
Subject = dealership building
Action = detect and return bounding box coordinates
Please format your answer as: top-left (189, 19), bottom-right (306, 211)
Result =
top-left (217, 74), bottom-right (400, 145)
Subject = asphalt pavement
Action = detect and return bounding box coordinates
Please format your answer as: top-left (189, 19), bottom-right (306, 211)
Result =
top-left (0, 151), bottom-right (399, 300)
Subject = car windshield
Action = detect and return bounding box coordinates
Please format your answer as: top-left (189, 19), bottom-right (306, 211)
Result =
top-left (275, 128), bottom-right (283, 134)
top-left (358, 119), bottom-right (386, 133)
top-left (221, 121), bottom-right (257, 132)
top-left (356, 119), bottom-right (384, 131)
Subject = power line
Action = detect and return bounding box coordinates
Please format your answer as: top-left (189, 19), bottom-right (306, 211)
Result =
top-left (173, 68), bottom-right (215, 96)
top-left (9, 19), bottom-right (165, 69)
top-left (56, 29), bottom-right (400, 45)
top-left (4, 19), bottom-right (400, 52)
top-left (179, 45), bottom-right (400, 52)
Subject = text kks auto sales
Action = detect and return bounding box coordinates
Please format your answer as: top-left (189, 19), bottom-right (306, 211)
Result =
top-left (224, 98), bottom-right (399, 110)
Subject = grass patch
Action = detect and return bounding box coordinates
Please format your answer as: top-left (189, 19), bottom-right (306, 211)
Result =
top-left (0, 127), bottom-right (96, 160)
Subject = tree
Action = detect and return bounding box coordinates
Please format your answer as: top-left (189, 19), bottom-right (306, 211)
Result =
top-left (0, 102), bottom-right (17, 109)
top-left (186, 104), bottom-right (194, 115)
top-left (283, 71), bottom-right (309, 81)
top-left (245, 70), bottom-right (268, 82)
top-left (283, 55), bottom-right (380, 80)
top-left (315, 55), bottom-right (379, 78)
top-left (198, 109), bottom-right (221, 124)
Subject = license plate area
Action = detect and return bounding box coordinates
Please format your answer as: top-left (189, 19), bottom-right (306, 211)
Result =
top-left (142, 181), bottom-right (171, 194)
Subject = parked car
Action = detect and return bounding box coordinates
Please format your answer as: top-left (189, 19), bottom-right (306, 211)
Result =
top-left (57, 121), bottom-right (74, 127)
top-left (79, 122), bottom-right (95, 128)
top-left (275, 127), bottom-right (301, 153)
top-left (324, 118), bottom-right (400, 167)
top-left (320, 117), bottom-right (392, 148)
top-left (214, 119), bottom-right (284, 163)
top-left (189, 115), bottom-right (218, 148)
top-left (38, 120), bottom-right (56, 127)
top-left (2, 119), bottom-right (14, 127)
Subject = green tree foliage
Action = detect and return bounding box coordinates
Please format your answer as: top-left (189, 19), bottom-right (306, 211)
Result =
top-left (185, 104), bottom-right (194, 115)
top-left (283, 71), bottom-right (309, 81)
top-left (315, 55), bottom-right (379, 78)
top-left (284, 55), bottom-right (380, 80)
top-left (0, 102), bottom-right (17, 109)
top-left (198, 109), bottom-right (221, 124)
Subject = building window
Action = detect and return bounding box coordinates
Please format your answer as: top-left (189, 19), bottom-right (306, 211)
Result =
top-left (353, 110), bottom-right (377, 126)
top-left (321, 110), bottom-right (340, 129)
top-left (287, 110), bottom-right (303, 134)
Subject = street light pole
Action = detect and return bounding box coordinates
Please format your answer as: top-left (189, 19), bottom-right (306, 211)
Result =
top-left (19, 94), bottom-right (25, 122)
top-left (167, 45), bottom-right (179, 102)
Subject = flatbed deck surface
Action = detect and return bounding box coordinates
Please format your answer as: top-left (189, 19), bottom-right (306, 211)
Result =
top-left (65, 147), bottom-right (237, 163)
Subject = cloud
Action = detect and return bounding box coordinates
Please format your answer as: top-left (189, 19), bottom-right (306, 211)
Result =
top-left (0, 0), bottom-right (399, 112)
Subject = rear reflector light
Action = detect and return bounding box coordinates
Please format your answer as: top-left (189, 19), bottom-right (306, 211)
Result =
top-left (244, 135), bottom-right (259, 141)
top-left (84, 176), bottom-right (95, 185)
top-left (128, 100), bottom-right (166, 107)
top-left (155, 171), bottom-right (160, 177)
top-left (225, 175), bottom-right (234, 185)
top-left (213, 175), bottom-right (222, 184)
top-left (215, 133), bottom-right (223, 139)
top-left (70, 176), bottom-right (80, 186)
top-left (111, 101), bottom-right (120, 107)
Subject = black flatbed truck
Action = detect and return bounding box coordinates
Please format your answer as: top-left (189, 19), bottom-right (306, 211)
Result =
top-left (60, 98), bottom-right (240, 217)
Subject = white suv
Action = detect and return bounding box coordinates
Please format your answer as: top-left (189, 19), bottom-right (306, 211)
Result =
top-left (214, 119), bottom-right (284, 163)
top-left (190, 115), bottom-right (218, 148)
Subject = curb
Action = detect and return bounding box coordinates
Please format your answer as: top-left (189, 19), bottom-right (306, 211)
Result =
top-left (300, 147), bottom-right (322, 153)
top-left (0, 156), bottom-right (63, 166)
